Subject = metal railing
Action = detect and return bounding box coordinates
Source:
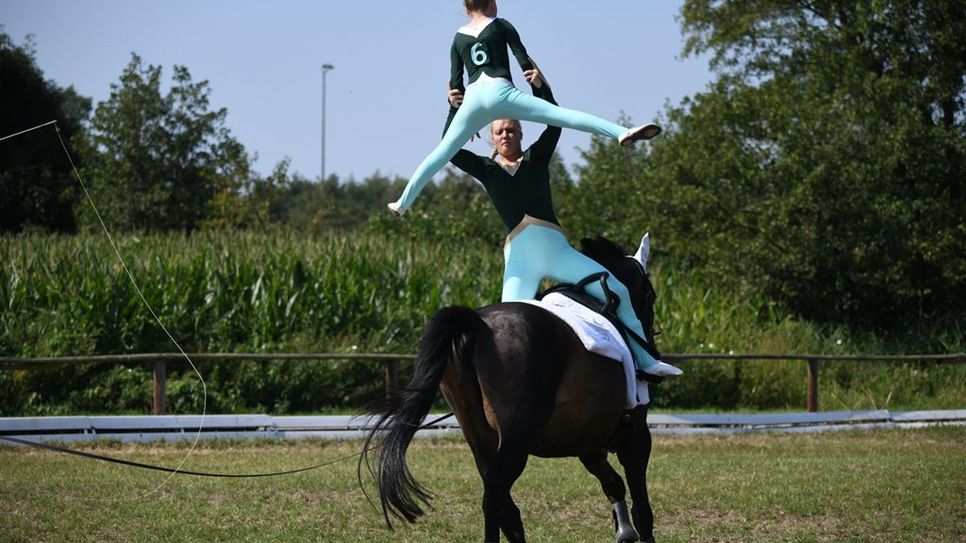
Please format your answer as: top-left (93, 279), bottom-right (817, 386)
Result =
top-left (1, 352), bottom-right (963, 415)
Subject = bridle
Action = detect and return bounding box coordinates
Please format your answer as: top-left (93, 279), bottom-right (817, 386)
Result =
top-left (624, 256), bottom-right (661, 349)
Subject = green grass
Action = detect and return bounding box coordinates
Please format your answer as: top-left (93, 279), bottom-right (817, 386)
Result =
top-left (1, 427), bottom-right (963, 542)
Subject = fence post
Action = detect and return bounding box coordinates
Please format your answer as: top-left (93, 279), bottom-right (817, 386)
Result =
top-left (153, 359), bottom-right (167, 415)
top-left (385, 359), bottom-right (399, 400)
top-left (806, 358), bottom-right (819, 412)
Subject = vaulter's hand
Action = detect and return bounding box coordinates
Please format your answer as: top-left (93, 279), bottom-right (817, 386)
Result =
top-left (524, 58), bottom-right (545, 88)
top-left (448, 88), bottom-right (464, 108)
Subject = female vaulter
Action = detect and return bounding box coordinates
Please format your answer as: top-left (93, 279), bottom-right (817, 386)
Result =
top-left (388, 0), bottom-right (661, 216)
top-left (415, 59), bottom-right (683, 378)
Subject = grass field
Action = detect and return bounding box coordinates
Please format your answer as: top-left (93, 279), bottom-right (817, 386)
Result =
top-left (1, 427), bottom-right (963, 542)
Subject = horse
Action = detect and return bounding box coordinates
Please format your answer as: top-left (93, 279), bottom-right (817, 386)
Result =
top-left (362, 235), bottom-right (663, 543)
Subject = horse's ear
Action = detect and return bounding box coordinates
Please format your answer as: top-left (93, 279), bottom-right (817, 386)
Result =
top-left (632, 233), bottom-right (650, 271)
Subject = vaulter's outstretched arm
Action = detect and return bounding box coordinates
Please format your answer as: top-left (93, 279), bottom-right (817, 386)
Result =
top-left (449, 38), bottom-right (466, 94)
top-left (524, 63), bottom-right (562, 165)
top-left (501, 19), bottom-right (534, 74)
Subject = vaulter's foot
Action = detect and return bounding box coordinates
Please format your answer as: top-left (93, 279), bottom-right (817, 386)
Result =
top-left (618, 123), bottom-right (662, 146)
top-left (642, 361), bottom-right (683, 377)
top-left (387, 201), bottom-right (405, 216)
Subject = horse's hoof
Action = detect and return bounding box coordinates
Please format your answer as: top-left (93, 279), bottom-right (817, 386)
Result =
top-left (612, 502), bottom-right (640, 542)
top-left (616, 524), bottom-right (639, 543)
top-left (640, 537), bottom-right (656, 543)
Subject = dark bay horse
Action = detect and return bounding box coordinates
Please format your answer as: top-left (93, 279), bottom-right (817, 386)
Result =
top-left (362, 235), bottom-right (662, 543)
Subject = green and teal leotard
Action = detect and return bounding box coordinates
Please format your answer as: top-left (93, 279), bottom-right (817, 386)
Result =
top-left (446, 85), bottom-right (662, 372)
top-left (449, 17), bottom-right (532, 93)
top-left (393, 17), bottom-right (633, 212)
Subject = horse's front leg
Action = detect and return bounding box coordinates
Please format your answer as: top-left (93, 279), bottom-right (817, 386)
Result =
top-left (616, 405), bottom-right (655, 543)
top-left (579, 450), bottom-right (640, 542)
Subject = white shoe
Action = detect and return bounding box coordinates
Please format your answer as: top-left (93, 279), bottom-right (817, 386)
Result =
top-left (618, 123), bottom-right (662, 146)
top-left (642, 361), bottom-right (683, 377)
top-left (387, 201), bottom-right (405, 216)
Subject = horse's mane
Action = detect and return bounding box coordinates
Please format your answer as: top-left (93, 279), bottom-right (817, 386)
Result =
top-left (579, 237), bottom-right (627, 266)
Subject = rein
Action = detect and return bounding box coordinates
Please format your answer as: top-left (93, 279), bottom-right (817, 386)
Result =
top-left (0, 413), bottom-right (455, 478)
top-left (1, 120), bottom-right (210, 497)
top-left (1, 121), bottom-right (453, 484)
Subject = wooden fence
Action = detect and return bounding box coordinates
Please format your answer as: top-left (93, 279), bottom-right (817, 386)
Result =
top-left (1, 352), bottom-right (963, 415)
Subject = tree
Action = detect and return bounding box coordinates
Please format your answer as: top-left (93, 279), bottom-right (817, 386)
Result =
top-left (564, 114), bottom-right (655, 244)
top-left (582, 0), bottom-right (966, 325)
top-left (0, 30), bottom-right (91, 232)
top-left (77, 54), bottom-right (249, 232)
top-left (204, 158), bottom-right (295, 230)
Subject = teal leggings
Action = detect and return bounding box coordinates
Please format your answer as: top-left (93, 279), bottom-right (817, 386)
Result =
top-left (503, 224), bottom-right (659, 370)
top-left (397, 79), bottom-right (626, 210)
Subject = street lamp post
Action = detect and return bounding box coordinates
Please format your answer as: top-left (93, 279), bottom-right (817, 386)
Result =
top-left (321, 63), bottom-right (334, 181)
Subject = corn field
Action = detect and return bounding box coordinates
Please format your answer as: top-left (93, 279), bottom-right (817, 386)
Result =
top-left (1, 229), bottom-right (963, 415)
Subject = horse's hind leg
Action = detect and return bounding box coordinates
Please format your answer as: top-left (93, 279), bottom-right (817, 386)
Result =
top-left (482, 429), bottom-right (533, 543)
top-left (469, 444), bottom-right (527, 543)
top-left (616, 406), bottom-right (655, 543)
top-left (580, 451), bottom-right (640, 543)
top-left (441, 390), bottom-right (528, 542)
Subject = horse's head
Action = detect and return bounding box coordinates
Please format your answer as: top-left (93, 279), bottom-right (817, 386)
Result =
top-left (580, 234), bottom-right (660, 356)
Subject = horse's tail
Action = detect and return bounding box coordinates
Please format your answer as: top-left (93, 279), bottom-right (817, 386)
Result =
top-left (361, 305), bottom-right (485, 528)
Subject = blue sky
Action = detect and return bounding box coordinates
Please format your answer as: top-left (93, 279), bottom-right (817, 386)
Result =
top-left (2, 1), bottom-right (715, 181)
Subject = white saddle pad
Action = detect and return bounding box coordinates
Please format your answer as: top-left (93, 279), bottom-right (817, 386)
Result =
top-left (520, 292), bottom-right (649, 408)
